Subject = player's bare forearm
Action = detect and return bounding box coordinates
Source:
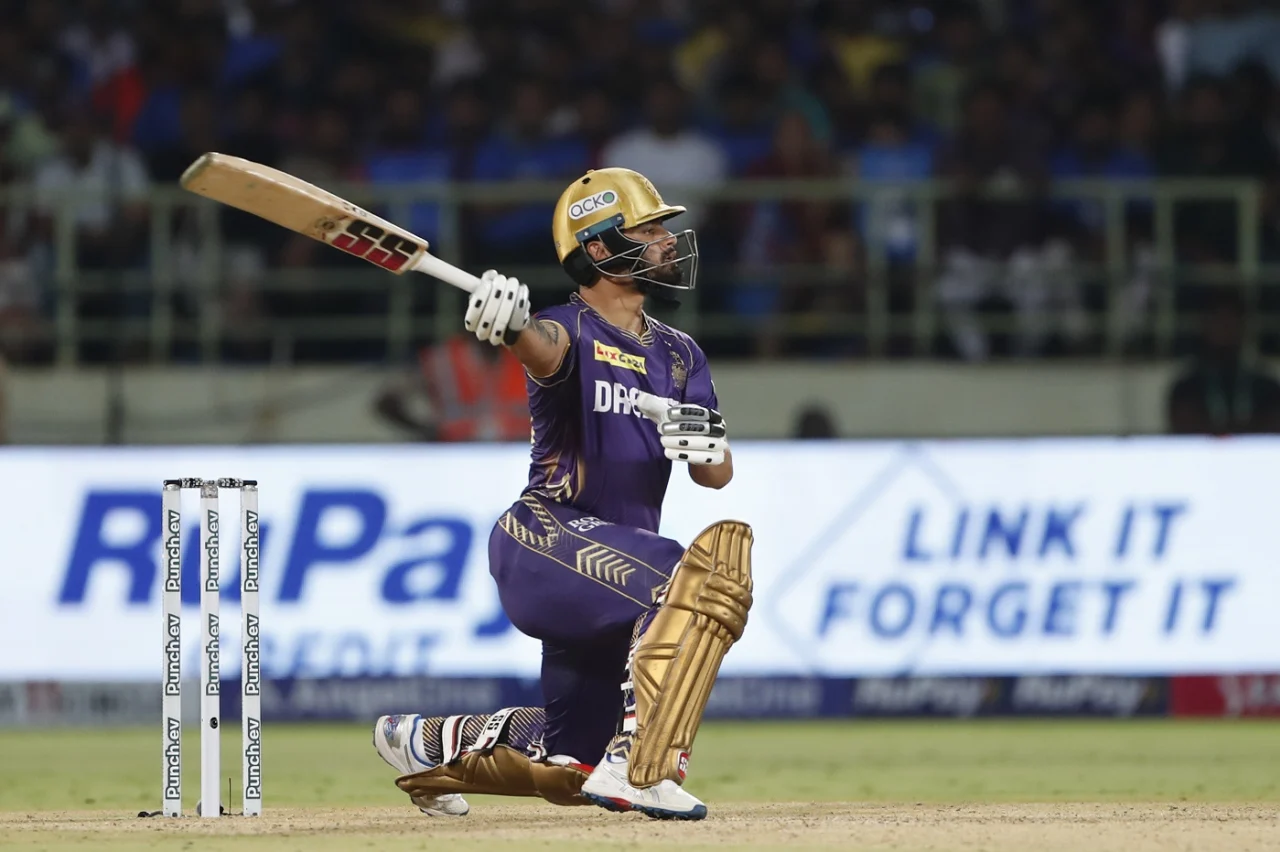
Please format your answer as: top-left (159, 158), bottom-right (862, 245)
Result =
top-left (507, 318), bottom-right (570, 379)
top-left (690, 447), bottom-right (733, 489)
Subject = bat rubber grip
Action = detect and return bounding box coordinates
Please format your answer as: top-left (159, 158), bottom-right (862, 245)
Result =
top-left (411, 252), bottom-right (481, 294)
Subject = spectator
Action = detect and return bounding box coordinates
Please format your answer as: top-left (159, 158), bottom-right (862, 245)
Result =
top-left (131, 16), bottom-right (227, 156)
top-left (993, 37), bottom-right (1055, 153)
top-left (0, 97), bottom-right (23, 182)
top-left (0, 67), bottom-right (65, 176)
top-left (1156, 0), bottom-right (1203, 94)
top-left (278, 104), bottom-right (364, 191)
top-left (809, 55), bottom-right (860, 152)
top-left (2, 91), bottom-right (56, 359)
top-left (374, 333), bottom-right (530, 442)
top-left (32, 109), bottom-right (150, 362)
top-left (218, 0), bottom-right (285, 89)
top-left (935, 80), bottom-right (1087, 360)
top-left (736, 110), bottom-right (857, 357)
top-left (573, 84), bottom-right (618, 171)
top-left (32, 110), bottom-right (150, 270)
top-left (0, 246), bottom-right (40, 364)
top-left (470, 79), bottom-right (587, 265)
top-left (867, 63), bottom-right (938, 148)
top-left (145, 89), bottom-right (219, 182)
top-left (269, 4), bottom-right (327, 112)
top-left (0, 148), bottom-right (41, 363)
top-left (223, 86), bottom-right (281, 169)
top-left (271, 103), bottom-right (370, 345)
top-left (853, 109), bottom-right (934, 264)
top-left (1167, 288), bottom-right (1280, 434)
top-left (793, 403), bottom-right (838, 439)
top-left (1184, 0), bottom-right (1280, 86)
top-left (1108, 0), bottom-right (1164, 88)
top-left (275, 103), bottom-right (366, 281)
top-left (822, 1), bottom-right (906, 97)
top-left (5, 0), bottom-right (1280, 369)
top-left (565, 10), bottom-right (636, 96)
top-left (914, 2), bottom-right (986, 135)
top-left (703, 75), bottom-right (773, 177)
top-left (749, 38), bottom-right (831, 146)
top-left (1158, 75), bottom-right (1277, 264)
top-left (430, 11), bottom-right (487, 90)
top-left (58, 0), bottom-right (143, 138)
top-left (1118, 88), bottom-right (1162, 165)
top-left (130, 40), bottom-right (192, 158)
top-left (1037, 6), bottom-right (1114, 127)
top-left (145, 86), bottom-right (269, 354)
top-left (850, 107), bottom-right (934, 354)
top-left (322, 54), bottom-right (384, 130)
top-left (362, 86), bottom-right (450, 246)
top-left (602, 77), bottom-right (727, 230)
top-left (674, 0), bottom-right (749, 98)
top-left (1050, 95), bottom-right (1154, 237)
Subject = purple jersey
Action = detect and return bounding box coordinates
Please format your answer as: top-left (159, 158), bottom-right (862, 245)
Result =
top-left (522, 293), bottom-right (718, 533)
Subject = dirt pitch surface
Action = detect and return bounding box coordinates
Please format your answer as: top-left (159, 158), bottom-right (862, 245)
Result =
top-left (4, 803), bottom-right (1278, 852)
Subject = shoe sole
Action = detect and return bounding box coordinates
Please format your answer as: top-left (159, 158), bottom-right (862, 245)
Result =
top-left (581, 792), bottom-right (707, 821)
top-left (417, 804), bottom-right (471, 817)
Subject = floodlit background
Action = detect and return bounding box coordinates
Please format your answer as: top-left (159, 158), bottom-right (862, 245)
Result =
top-left (0, 1), bottom-right (1277, 850)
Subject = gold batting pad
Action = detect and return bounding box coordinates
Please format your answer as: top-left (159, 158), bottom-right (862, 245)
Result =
top-left (396, 747), bottom-right (590, 806)
top-left (530, 759), bottom-right (593, 806)
top-left (629, 520), bottom-right (754, 788)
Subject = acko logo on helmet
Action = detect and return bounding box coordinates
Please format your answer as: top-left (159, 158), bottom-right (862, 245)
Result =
top-left (569, 190), bottom-right (619, 220)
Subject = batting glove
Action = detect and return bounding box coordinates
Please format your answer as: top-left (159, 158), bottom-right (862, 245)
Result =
top-left (464, 270), bottom-right (531, 346)
top-left (635, 391), bottom-right (729, 466)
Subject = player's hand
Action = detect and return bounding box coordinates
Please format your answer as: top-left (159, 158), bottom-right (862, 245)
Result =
top-left (635, 392), bottom-right (729, 466)
top-left (464, 270), bottom-right (531, 346)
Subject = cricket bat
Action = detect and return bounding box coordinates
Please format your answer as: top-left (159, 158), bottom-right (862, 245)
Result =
top-left (179, 152), bottom-right (479, 293)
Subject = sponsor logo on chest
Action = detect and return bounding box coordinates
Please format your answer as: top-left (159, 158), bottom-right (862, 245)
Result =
top-left (594, 340), bottom-right (646, 374)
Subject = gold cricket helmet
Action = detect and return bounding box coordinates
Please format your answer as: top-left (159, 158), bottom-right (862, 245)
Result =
top-left (552, 167), bottom-right (699, 291)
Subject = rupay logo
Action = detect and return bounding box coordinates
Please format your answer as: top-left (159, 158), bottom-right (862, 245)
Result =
top-left (57, 488), bottom-right (510, 678)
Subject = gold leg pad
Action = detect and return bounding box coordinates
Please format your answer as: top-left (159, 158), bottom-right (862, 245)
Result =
top-left (629, 520), bottom-right (754, 788)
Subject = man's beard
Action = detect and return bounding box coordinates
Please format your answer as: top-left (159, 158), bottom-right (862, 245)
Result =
top-left (645, 252), bottom-right (684, 287)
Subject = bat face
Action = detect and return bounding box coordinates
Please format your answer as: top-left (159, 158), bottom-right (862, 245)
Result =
top-left (180, 153), bottom-right (430, 275)
top-left (319, 216), bottom-right (422, 272)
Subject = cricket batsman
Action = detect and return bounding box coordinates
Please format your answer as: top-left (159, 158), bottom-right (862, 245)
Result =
top-left (372, 168), bottom-right (753, 820)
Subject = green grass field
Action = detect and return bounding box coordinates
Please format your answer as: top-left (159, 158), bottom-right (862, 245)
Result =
top-left (2, 720), bottom-right (1278, 851)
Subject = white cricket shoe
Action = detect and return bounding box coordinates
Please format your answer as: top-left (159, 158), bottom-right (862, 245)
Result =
top-left (580, 752), bottom-right (707, 820)
top-left (373, 714), bottom-right (470, 817)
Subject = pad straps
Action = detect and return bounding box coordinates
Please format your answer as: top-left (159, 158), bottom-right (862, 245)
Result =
top-left (438, 706), bottom-right (522, 764)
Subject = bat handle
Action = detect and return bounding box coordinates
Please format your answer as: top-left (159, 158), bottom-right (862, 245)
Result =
top-left (410, 252), bottom-right (480, 294)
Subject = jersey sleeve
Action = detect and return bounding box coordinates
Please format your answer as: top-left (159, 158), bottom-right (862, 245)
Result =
top-left (526, 304), bottom-right (581, 388)
top-left (681, 337), bottom-right (718, 410)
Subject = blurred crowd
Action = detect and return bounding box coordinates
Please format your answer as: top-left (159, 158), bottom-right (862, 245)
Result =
top-left (2, 0), bottom-right (1280, 365)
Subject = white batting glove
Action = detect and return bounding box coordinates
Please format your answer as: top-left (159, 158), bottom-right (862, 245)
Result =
top-left (635, 391), bottom-right (729, 466)
top-left (464, 270), bottom-right (531, 346)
